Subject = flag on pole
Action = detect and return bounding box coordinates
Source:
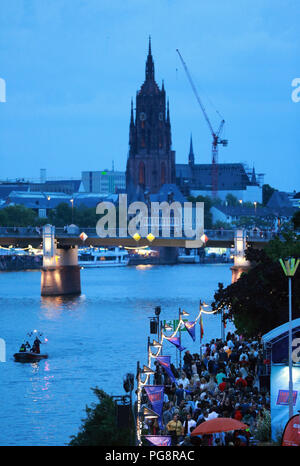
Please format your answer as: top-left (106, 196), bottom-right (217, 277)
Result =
top-left (156, 355), bottom-right (176, 383)
top-left (184, 321), bottom-right (196, 342)
top-left (200, 314), bottom-right (204, 339)
top-left (144, 385), bottom-right (165, 429)
top-left (165, 336), bottom-right (186, 352)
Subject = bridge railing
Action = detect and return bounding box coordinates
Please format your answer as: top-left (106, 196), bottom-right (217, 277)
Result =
top-left (0, 226), bottom-right (43, 236)
top-left (0, 226), bottom-right (278, 242)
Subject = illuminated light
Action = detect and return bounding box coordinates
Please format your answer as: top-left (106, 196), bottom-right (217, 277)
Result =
top-left (79, 232), bottom-right (88, 242)
top-left (200, 234), bottom-right (208, 243)
top-left (142, 407), bottom-right (159, 419)
top-left (146, 233), bottom-right (155, 242)
top-left (124, 245), bottom-right (148, 250)
top-left (133, 232), bottom-right (141, 242)
top-left (163, 323), bottom-right (173, 331)
top-left (150, 340), bottom-right (162, 348)
top-left (141, 365), bottom-right (155, 375)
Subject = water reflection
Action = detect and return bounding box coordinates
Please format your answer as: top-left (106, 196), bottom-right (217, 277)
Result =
top-left (40, 294), bottom-right (86, 320)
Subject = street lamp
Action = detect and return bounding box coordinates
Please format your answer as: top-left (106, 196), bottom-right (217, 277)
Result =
top-left (179, 309), bottom-right (189, 372)
top-left (154, 306), bottom-right (161, 342)
top-left (279, 257), bottom-right (300, 420)
top-left (70, 198), bottom-right (74, 224)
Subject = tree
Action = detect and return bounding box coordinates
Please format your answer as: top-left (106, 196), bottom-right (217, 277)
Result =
top-left (69, 388), bottom-right (135, 446)
top-left (212, 234), bottom-right (300, 337)
top-left (187, 195), bottom-right (213, 228)
top-left (0, 205), bottom-right (41, 226)
top-left (262, 184), bottom-right (276, 206)
top-left (292, 210), bottom-right (300, 230)
top-left (225, 193), bottom-right (240, 207)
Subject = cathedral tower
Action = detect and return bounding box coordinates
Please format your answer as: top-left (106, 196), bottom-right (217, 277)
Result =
top-left (126, 38), bottom-right (176, 199)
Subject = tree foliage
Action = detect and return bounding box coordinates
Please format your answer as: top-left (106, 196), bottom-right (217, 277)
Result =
top-left (262, 184), bottom-right (276, 206)
top-left (292, 210), bottom-right (300, 230)
top-left (0, 205), bottom-right (45, 226)
top-left (69, 388), bottom-right (135, 446)
top-left (187, 195), bottom-right (214, 228)
top-left (212, 233), bottom-right (300, 337)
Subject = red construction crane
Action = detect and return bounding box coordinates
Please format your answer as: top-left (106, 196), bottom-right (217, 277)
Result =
top-left (176, 49), bottom-right (228, 198)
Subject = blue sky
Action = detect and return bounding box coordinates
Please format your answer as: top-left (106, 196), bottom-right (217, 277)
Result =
top-left (0, 0), bottom-right (299, 191)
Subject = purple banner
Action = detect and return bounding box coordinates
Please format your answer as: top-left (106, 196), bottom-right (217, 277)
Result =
top-left (166, 336), bottom-right (186, 352)
top-left (145, 435), bottom-right (172, 446)
top-left (184, 321), bottom-right (196, 342)
top-left (144, 385), bottom-right (164, 429)
top-left (156, 355), bottom-right (176, 383)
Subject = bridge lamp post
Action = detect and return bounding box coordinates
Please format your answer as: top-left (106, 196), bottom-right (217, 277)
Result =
top-left (70, 198), bottom-right (74, 224)
top-left (47, 196), bottom-right (51, 218)
top-left (279, 257), bottom-right (300, 420)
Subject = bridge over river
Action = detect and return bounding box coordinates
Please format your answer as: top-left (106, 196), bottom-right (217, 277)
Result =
top-left (0, 225), bottom-right (275, 296)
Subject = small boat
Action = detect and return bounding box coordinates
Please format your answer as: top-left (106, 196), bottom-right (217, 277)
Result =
top-left (13, 352), bottom-right (48, 362)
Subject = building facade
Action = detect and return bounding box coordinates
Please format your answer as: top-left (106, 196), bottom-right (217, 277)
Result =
top-left (126, 38), bottom-right (176, 200)
top-left (81, 170), bottom-right (125, 194)
top-left (176, 136), bottom-right (264, 203)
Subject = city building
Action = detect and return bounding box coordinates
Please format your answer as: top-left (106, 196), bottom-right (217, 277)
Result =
top-left (4, 191), bottom-right (118, 218)
top-left (176, 136), bottom-right (264, 203)
top-left (81, 170), bottom-right (125, 194)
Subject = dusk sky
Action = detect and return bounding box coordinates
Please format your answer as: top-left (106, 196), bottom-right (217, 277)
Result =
top-left (0, 0), bottom-right (299, 192)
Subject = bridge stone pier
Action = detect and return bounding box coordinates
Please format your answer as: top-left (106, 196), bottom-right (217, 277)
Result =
top-left (41, 225), bottom-right (81, 296)
top-left (230, 229), bottom-right (251, 283)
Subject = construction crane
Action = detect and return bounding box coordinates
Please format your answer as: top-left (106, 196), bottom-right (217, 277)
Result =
top-left (176, 49), bottom-right (228, 198)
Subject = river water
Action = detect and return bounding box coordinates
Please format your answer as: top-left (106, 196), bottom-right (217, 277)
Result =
top-left (0, 263), bottom-right (232, 446)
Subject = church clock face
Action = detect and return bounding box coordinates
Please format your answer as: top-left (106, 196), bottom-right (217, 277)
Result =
top-left (139, 112), bottom-right (146, 121)
top-left (158, 112), bottom-right (163, 121)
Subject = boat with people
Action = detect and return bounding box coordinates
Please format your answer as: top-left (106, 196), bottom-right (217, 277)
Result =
top-left (13, 352), bottom-right (48, 362)
top-left (78, 247), bottom-right (129, 268)
top-left (14, 331), bottom-right (48, 363)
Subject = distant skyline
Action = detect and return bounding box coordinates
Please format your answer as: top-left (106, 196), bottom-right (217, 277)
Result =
top-left (0, 0), bottom-right (299, 192)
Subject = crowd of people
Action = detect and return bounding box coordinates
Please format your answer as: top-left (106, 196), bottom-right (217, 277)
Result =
top-left (142, 331), bottom-right (270, 446)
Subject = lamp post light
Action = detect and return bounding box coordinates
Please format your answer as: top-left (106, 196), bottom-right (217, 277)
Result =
top-left (279, 257), bottom-right (300, 420)
top-left (179, 308), bottom-right (189, 373)
top-left (154, 306), bottom-right (161, 342)
top-left (136, 361), bottom-right (155, 446)
top-left (70, 198), bottom-right (74, 224)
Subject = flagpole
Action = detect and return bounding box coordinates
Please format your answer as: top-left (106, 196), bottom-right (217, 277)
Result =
top-left (199, 300), bottom-right (203, 360)
top-left (136, 361), bottom-right (141, 446)
top-left (179, 308), bottom-right (182, 374)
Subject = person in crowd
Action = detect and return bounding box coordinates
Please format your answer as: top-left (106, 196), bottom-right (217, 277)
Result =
top-left (166, 413), bottom-right (183, 446)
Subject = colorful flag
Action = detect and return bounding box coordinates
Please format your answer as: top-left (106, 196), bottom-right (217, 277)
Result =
top-left (200, 314), bottom-right (204, 339)
top-left (165, 336), bottom-right (186, 352)
top-left (184, 321), bottom-right (196, 342)
top-left (156, 355), bottom-right (176, 383)
top-left (144, 385), bottom-right (164, 429)
top-left (145, 436), bottom-right (172, 446)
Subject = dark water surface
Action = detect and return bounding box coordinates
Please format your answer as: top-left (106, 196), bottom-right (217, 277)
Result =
top-left (0, 263), bottom-right (231, 446)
